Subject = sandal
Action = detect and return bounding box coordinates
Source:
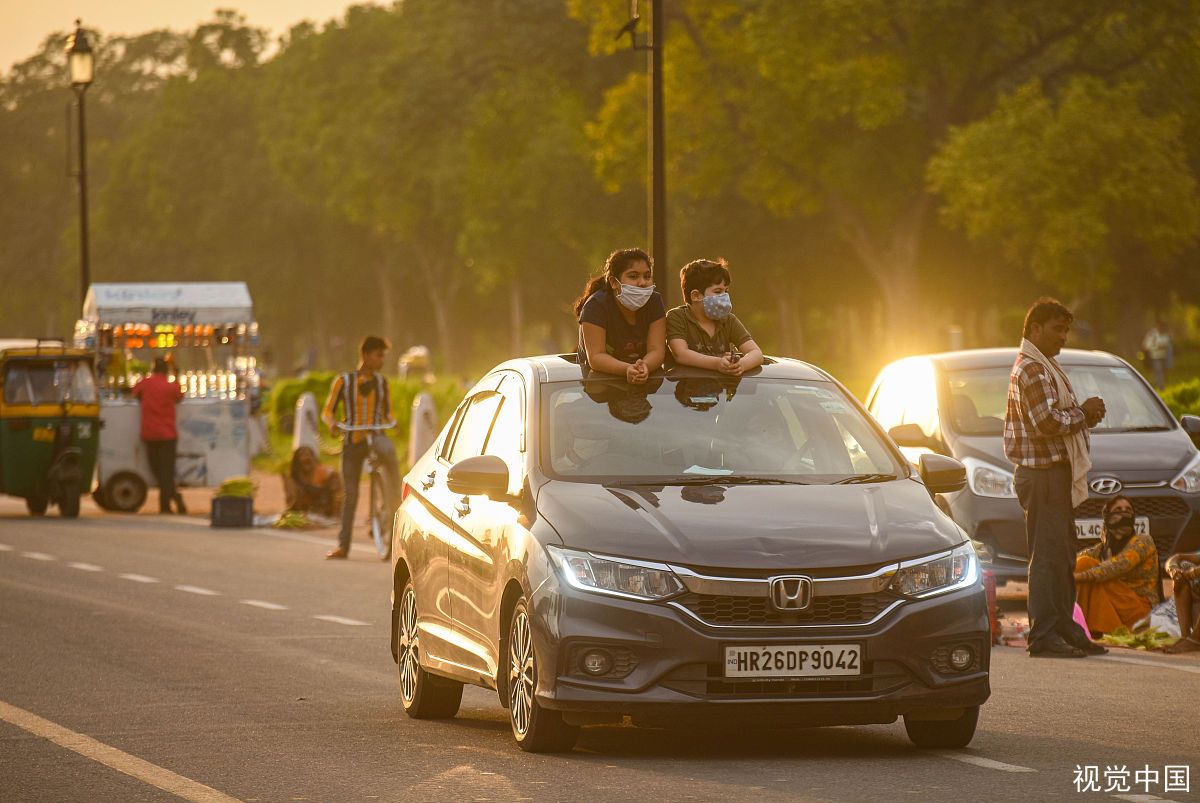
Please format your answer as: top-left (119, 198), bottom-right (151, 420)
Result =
top-left (1164, 636), bottom-right (1200, 654)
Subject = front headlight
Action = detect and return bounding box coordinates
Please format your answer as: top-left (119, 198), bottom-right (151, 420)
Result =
top-left (889, 542), bottom-right (979, 599)
top-left (1171, 453), bottom-right (1200, 494)
top-left (549, 546), bottom-right (684, 601)
top-left (961, 456), bottom-right (1016, 498)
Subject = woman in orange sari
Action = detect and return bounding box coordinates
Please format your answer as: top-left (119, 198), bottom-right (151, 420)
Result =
top-left (1074, 495), bottom-right (1159, 636)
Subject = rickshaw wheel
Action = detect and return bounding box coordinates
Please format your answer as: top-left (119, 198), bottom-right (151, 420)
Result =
top-left (25, 495), bottom-right (48, 516)
top-left (59, 484), bottom-right (81, 518)
top-left (102, 473), bottom-right (148, 513)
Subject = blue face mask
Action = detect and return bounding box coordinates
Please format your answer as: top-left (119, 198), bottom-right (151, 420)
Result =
top-left (701, 292), bottom-right (732, 320)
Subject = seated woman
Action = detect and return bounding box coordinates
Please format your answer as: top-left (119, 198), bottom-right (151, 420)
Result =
top-left (284, 445), bottom-right (343, 518)
top-left (574, 248), bottom-right (666, 385)
top-left (1074, 495), bottom-right (1159, 636)
top-left (1164, 549), bottom-right (1200, 653)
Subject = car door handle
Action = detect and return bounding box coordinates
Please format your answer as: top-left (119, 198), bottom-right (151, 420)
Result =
top-left (421, 470), bottom-right (436, 490)
top-left (454, 496), bottom-right (471, 518)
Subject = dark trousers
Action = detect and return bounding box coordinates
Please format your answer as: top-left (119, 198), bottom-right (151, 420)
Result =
top-left (337, 437), bottom-right (399, 551)
top-left (144, 439), bottom-right (177, 513)
top-left (1014, 462), bottom-right (1091, 649)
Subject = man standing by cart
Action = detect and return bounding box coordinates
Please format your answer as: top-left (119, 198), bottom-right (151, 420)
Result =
top-left (132, 357), bottom-right (185, 514)
top-left (322, 336), bottom-right (398, 560)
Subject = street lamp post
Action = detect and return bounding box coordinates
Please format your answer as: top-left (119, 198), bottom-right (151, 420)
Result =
top-left (617, 1), bottom-right (667, 299)
top-left (66, 20), bottom-right (94, 306)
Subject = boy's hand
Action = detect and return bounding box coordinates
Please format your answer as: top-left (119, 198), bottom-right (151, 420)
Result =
top-left (716, 354), bottom-right (744, 376)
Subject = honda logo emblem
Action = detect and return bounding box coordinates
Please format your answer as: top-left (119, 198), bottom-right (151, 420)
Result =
top-left (1089, 477), bottom-right (1123, 495)
top-left (770, 576), bottom-right (813, 611)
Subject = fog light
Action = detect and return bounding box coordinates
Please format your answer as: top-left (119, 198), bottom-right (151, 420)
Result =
top-left (581, 649), bottom-right (614, 676)
top-left (949, 645), bottom-right (975, 671)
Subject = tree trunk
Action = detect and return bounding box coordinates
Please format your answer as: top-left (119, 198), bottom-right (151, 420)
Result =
top-left (829, 193), bottom-right (930, 356)
top-left (510, 278), bottom-right (524, 357)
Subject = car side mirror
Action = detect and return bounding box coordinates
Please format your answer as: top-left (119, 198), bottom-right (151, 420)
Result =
top-left (446, 454), bottom-right (511, 500)
top-left (889, 423), bottom-right (935, 449)
top-left (919, 453), bottom-right (967, 495)
top-left (1181, 415), bottom-right (1200, 448)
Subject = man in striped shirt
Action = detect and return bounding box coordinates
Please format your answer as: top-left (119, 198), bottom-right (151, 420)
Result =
top-left (322, 336), bottom-right (398, 559)
top-left (1003, 299), bottom-right (1106, 657)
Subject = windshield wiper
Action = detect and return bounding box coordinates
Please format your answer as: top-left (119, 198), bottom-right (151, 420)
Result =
top-left (834, 473), bottom-right (897, 485)
top-left (1111, 425), bottom-right (1171, 433)
top-left (613, 475), bottom-right (809, 487)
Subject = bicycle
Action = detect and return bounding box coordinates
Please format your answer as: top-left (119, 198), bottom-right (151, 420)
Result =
top-left (337, 420), bottom-right (398, 560)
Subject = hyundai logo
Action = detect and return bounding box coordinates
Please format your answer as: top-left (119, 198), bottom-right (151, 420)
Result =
top-left (1090, 477), bottom-right (1123, 495)
top-left (769, 576), bottom-right (813, 611)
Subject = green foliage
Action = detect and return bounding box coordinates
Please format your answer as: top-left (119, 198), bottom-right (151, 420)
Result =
top-left (1159, 378), bottom-right (1200, 419)
top-left (264, 371), bottom-right (336, 433)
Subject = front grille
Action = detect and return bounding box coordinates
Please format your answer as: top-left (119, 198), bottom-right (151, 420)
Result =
top-left (1075, 496), bottom-right (1189, 518)
top-left (674, 591), bottom-right (897, 627)
top-left (659, 660), bottom-right (910, 699)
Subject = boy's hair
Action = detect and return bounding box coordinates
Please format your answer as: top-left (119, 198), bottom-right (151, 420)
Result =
top-left (152, 357), bottom-right (169, 374)
top-left (680, 258), bottom-right (731, 301)
top-left (1022, 297), bottom-right (1073, 337)
top-left (360, 335), bottom-right (391, 355)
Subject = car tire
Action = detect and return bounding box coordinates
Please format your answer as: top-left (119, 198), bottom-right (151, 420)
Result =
top-left (396, 580), bottom-right (463, 719)
top-left (507, 597), bottom-right (578, 753)
top-left (26, 494), bottom-right (48, 516)
top-left (904, 706), bottom-right (980, 748)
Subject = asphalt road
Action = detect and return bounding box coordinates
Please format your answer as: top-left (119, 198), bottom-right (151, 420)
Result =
top-left (1, 502), bottom-right (1197, 802)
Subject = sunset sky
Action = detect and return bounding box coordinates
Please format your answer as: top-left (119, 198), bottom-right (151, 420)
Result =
top-left (0, 0), bottom-right (375, 73)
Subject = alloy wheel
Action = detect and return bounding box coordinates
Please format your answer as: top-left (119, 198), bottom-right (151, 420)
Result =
top-left (508, 610), bottom-right (535, 737)
top-left (398, 586), bottom-right (420, 705)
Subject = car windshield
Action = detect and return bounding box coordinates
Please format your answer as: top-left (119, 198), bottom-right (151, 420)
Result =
top-left (3, 360), bottom-right (98, 406)
top-left (541, 374), bottom-right (906, 484)
top-left (945, 363), bottom-right (1172, 435)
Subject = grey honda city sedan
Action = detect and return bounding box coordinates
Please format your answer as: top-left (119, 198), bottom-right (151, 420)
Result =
top-left (390, 356), bottom-right (990, 752)
top-left (867, 348), bottom-right (1200, 583)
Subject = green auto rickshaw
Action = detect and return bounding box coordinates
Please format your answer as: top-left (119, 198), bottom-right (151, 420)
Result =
top-left (0, 340), bottom-right (100, 518)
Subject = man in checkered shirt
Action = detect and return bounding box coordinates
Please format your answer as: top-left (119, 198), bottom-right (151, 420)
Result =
top-left (1004, 298), bottom-right (1106, 658)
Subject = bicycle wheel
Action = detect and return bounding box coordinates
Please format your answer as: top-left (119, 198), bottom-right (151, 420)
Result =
top-left (368, 466), bottom-right (393, 560)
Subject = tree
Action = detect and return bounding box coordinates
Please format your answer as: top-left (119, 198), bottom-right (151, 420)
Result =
top-left (571, 0), bottom-right (1200, 353)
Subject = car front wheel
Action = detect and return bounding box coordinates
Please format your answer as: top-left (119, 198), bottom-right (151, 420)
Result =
top-left (397, 580), bottom-right (462, 719)
top-left (904, 706), bottom-right (980, 748)
top-left (508, 597), bottom-right (578, 753)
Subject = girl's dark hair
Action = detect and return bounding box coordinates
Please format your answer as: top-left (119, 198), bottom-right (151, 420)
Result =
top-left (573, 248), bottom-right (652, 318)
top-left (291, 445), bottom-right (318, 483)
top-left (1102, 495), bottom-right (1133, 518)
top-left (680, 258), bottom-right (731, 301)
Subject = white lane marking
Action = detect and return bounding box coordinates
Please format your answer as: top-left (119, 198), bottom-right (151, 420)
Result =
top-left (67, 562), bottom-right (104, 572)
top-left (0, 699), bottom-right (242, 803)
top-left (934, 751), bottom-right (1037, 773)
top-left (240, 599), bottom-right (288, 611)
top-left (118, 573), bottom-right (159, 584)
top-left (313, 615), bottom-right (369, 626)
top-left (1114, 795), bottom-right (1175, 803)
top-left (175, 585), bottom-right (219, 596)
top-left (1096, 654), bottom-right (1200, 676)
top-left (0, 543), bottom-right (13, 551)
top-left (255, 529), bottom-right (338, 547)
top-left (21, 552), bottom-right (56, 561)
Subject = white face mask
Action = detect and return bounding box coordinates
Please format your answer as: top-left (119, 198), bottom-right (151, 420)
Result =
top-left (616, 282), bottom-right (655, 311)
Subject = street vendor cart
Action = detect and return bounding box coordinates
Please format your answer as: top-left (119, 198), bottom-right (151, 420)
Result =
top-left (75, 282), bottom-right (260, 512)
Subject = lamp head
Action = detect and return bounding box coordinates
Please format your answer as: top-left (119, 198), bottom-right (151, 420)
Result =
top-left (66, 20), bottom-right (94, 88)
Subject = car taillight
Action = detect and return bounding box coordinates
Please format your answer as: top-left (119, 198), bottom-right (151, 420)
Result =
top-left (401, 481), bottom-right (411, 503)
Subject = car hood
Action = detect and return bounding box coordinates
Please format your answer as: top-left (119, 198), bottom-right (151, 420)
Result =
top-left (534, 478), bottom-right (963, 570)
top-left (954, 429), bottom-right (1196, 481)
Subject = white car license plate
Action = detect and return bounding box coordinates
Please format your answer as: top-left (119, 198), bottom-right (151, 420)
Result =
top-left (724, 644), bottom-right (861, 678)
top-left (1075, 516), bottom-right (1149, 540)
